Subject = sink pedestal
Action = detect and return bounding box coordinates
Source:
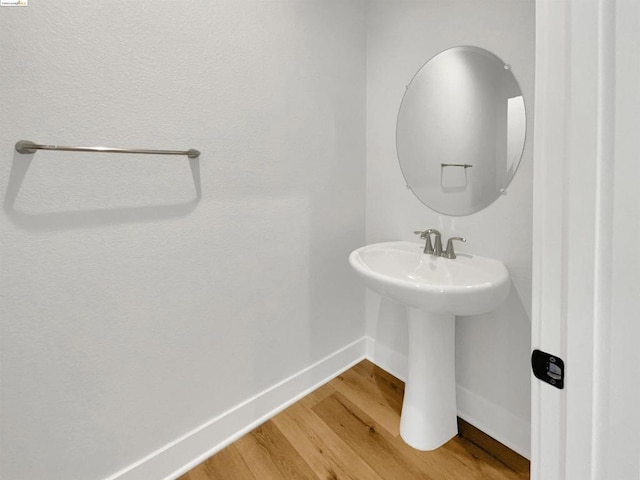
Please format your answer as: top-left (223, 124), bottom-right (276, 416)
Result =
top-left (399, 307), bottom-right (458, 450)
top-left (349, 241), bottom-right (511, 451)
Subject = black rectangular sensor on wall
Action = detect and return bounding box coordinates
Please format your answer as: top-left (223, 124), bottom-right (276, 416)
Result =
top-left (531, 349), bottom-right (565, 389)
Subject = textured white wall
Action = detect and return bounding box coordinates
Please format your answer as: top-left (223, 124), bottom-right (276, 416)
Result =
top-left (0, 2), bottom-right (366, 479)
top-left (366, 0), bottom-right (534, 457)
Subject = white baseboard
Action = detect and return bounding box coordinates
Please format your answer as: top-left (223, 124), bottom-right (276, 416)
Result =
top-left (105, 337), bottom-right (366, 480)
top-left (365, 336), bottom-right (531, 460)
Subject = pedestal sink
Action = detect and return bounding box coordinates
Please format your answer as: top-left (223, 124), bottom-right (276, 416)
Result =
top-left (349, 241), bottom-right (510, 451)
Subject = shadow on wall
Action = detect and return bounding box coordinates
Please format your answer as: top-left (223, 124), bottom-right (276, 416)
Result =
top-left (3, 150), bottom-right (202, 232)
top-left (372, 298), bottom-right (409, 379)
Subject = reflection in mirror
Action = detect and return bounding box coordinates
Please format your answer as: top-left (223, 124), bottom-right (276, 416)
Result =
top-left (396, 46), bottom-right (526, 216)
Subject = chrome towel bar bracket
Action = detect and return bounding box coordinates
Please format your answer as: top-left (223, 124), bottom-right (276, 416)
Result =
top-left (15, 140), bottom-right (201, 158)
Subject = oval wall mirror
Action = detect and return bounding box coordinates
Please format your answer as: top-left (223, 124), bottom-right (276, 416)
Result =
top-left (396, 46), bottom-right (526, 216)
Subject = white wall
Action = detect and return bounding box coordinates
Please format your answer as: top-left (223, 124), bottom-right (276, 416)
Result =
top-left (0, 2), bottom-right (366, 479)
top-left (366, 0), bottom-right (534, 457)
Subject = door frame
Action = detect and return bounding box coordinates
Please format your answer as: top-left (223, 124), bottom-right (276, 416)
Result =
top-left (531, 1), bottom-right (616, 478)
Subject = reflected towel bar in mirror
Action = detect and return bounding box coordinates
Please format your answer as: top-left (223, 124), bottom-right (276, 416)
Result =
top-left (15, 140), bottom-right (201, 158)
top-left (441, 163), bottom-right (473, 168)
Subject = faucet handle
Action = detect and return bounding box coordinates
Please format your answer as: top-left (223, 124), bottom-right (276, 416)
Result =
top-left (443, 237), bottom-right (466, 259)
top-left (414, 230), bottom-right (434, 254)
top-left (413, 229), bottom-right (439, 237)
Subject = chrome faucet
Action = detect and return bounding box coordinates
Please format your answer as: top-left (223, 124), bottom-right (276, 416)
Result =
top-left (413, 229), bottom-right (442, 255)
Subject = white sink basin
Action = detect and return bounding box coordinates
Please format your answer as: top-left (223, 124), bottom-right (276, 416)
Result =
top-left (349, 241), bottom-right (511, 451)
top-left (349, 241), bottom-right (510, 315)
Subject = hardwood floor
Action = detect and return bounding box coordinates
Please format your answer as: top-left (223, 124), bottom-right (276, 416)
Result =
top-left (179, 360), bottom-right (530, 480)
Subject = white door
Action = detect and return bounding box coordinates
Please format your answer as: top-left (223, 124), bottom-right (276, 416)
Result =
top-left (532, 1), bottom-right (640, 479)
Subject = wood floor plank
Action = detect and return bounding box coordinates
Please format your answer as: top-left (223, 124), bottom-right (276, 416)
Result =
top-left (272, 401), bottom-right (386, 480)
top-left (458, 418), bottom-right (530, 477)
top-left (328, 360), bottom-right (403, 437)
top-left (314, 391), bottom-right (526, 480)
top-left (352, 359), bottom-right (406, 397)
top-left (312, 392), bottom-right (437, 479)
top-left (440, 438), bottom-right (529, 480)
top-left (177, 444), bottom-right (256, 480)
top-left (297, 381), bottom-right (337, 409)
top-left (330, 361), bottom-right (527, 479)
top-left (180, 361), bottom-right (529, 480)
top-left (234, 421), bottom-right (319, 480)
